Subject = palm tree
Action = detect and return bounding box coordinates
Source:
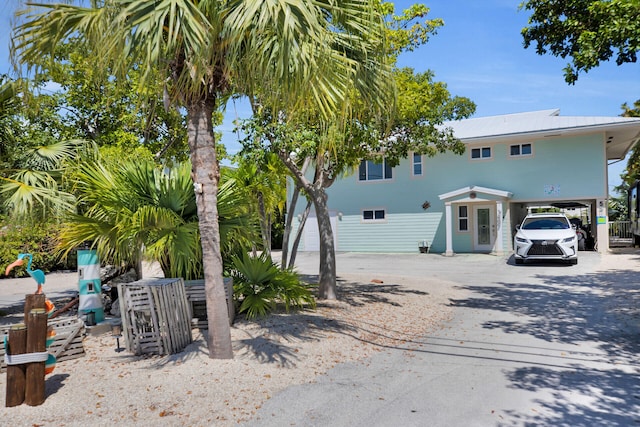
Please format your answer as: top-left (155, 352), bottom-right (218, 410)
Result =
top-left (0, 76), bottom-right (93, 219)
top-left (0, 78), bottom-right (19, 162)
top-left (58, 158), bottom-right (257, 281)
top-left (12, 0), bottom-right (390, 358)
top-left (1, 139), bottom-right (84, 219)
top-left (230, 152), bottom-right (287, 256)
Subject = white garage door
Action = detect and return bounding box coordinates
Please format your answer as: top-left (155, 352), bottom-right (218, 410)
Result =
top-left (303, 211), bottom-right (338, 251)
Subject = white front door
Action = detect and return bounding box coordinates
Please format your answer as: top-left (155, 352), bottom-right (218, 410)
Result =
top-left (474, 205), bottom-right (495, 252)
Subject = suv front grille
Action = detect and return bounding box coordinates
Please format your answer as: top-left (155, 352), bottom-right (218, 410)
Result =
top-left (528, 240), bottom-right (563, 255)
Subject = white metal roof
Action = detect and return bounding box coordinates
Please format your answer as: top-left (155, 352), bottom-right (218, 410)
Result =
top-left (443, 109), bottom-right (640, 160)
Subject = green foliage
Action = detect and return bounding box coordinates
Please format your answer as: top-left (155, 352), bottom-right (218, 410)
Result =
top-left (0, 77), bottom-right (20, 166)
top-left (608, 193), bottom-right (628, 221)
top-left (14, 36), bottom-right (190, 161)
top-left (521, 0), bottom-right (640, 84)
top-left (0, 218), bottom-right (76, 276)
top-left (619, 100), bottom-right (640, 187)
top-left (57, 158), bottom-right (258, 280)
top-left (0, 139), bottom-right (89, 220)
top-left (381, 2), bottom-right (443, 58)
top-left (231, 252), bottom-right (316, 319)
top-left (229, 152), bottom-right (287, 252)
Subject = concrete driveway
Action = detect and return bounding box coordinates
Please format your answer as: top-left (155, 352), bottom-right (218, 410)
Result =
top-left (249, 250), bottom-right (640, 426)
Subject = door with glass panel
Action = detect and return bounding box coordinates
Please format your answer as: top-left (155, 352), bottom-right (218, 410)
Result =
top-left (474, 205), bottom-right (495, 251)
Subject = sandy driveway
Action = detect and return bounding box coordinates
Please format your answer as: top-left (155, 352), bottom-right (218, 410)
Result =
top-left (0, 249), bottom-right (638, 426)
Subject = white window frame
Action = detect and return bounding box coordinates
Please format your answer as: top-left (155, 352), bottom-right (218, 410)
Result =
top-left (470, 146), bottom-right (492, 160)
top-left (457, 205), bottom-right (469, 232)
top-left (359, 158), bottom-right (393, 181)
top-left (362, 208), bottom-right (387, 223)
top-left (411, 152), bottom-right (423, 176)
top-left (509, 143), bottom-right (533, 157)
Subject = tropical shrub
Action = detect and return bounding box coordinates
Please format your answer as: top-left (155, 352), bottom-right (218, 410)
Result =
top-left (0, 218), bottom-right (76, 275)
top-left (57, 158), bottom-right (258, 280)
top-left (231, 252), bottom-right (316, 319)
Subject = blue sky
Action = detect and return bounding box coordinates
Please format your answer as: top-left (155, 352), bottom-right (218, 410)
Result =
top-left (1, 0), bottom-right (639, 192)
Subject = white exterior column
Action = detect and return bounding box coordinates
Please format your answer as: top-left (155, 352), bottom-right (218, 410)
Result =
top-left (445, 202), bottom-right (454, 256)
top-left (495, 200), bottom-right (504, 254)
top-left (596, 198), bottom-right (609, 253)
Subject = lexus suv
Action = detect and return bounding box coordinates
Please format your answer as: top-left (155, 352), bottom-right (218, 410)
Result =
top-left (513, 213), bottom-right (578, 265)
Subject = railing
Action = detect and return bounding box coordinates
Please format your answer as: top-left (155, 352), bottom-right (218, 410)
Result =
top-left (609, 220), bottom-right (633, 247)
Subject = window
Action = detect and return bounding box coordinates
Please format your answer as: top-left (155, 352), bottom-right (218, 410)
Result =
top-left (359, 159), bottom-right (393, 181)
top-left (412, 153), bottom-right (423, 176)
top-left (510, 143), bottom-right (532, 157)
top-left (471, 147), bottom-right (492, 159)
top-left (363, 209), bottom-right (386, 221)
top-left (458, 205), bottom-right (469, 231)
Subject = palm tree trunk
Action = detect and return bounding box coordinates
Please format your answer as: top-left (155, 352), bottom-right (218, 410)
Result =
top-left (186, 99), bottom-right (233, 359)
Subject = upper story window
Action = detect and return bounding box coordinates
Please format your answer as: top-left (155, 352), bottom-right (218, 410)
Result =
top-left (359, 159), bottom-right (393, 181)
top-left (471, 147), bottom-right (492, 160)
top-left (510, 143), bottom-right (532, 157)
top-left (412, 153), bottom-right (423, 176)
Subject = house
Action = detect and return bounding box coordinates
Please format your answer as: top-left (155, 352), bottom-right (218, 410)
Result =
top-left (292, 109), bottom-right (640, 255)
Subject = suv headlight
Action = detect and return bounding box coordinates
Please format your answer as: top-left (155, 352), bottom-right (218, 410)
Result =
top-left (515, 236), bottom-right (529, 243)
top-left (561, 236), bottom-right (575, 243)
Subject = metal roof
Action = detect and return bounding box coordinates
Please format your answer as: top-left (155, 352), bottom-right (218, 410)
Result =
top-left (443, 109), bottom-right (640, 160)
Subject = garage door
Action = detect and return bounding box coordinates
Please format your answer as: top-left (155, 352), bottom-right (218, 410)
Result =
top-left (303, 211), bottom-right (338, 251)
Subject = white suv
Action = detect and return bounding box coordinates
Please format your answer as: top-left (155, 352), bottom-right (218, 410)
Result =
top-left (513, 213), bottom-right (578, 265)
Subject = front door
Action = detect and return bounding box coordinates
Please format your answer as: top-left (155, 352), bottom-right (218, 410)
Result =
top-left (474, 205), bottom-right (495, 252)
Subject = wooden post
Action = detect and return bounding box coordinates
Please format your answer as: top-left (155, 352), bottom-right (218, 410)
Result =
top-left (24, 294), bottom-right (45, 319)
top-left (5, 324), bottom-right (27, 407)
top-left (24, 308), bottom-right (47, 406)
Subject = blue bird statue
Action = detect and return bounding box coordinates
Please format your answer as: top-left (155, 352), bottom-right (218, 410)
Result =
top-left (6, 253), bottom-right (55, 316)
top-left (5, 252), bottom-right (57, 373)
top-left (6, 253), bottom-right (46, 294)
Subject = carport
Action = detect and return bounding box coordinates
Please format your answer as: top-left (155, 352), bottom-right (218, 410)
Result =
top-left (510, 200), bottom-right (598, 251)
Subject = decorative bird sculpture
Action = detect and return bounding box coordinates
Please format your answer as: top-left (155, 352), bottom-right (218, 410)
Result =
top-left (6, 253), bottom-right (46, 294)
top-left (4, 253), bottom-right (57, 374)
top-left (6, 253), bottom-right (54, 316)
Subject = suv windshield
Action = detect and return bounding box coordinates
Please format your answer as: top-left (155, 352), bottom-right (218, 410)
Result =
top-left (521, 217), bottom-right (570, 230)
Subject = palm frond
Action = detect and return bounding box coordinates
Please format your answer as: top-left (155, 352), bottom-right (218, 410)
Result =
top-left (0, 171), bottom-right (75, 216)
top-left (28, 139), bottom-right (85, 171)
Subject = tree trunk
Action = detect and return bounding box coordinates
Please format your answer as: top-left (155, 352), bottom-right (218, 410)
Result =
top-left (257, 191), bottom-right (270, 255)
top-left (186, 100), bottom-right (233, 359)
top-left (281, 184), bottom-right (299, 269)
top-left (288, 198), bottom-right (312, 269)
top-left (277, 153), bottom-right (337, 296)
top-left (281, 158), bottom-right (311, 270)
top-left (310, 189), bottom-right (337, 300)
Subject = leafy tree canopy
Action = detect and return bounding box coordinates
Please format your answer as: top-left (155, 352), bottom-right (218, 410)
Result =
top-left (521, 0), bottom-right (640, 84)
top-left (617, 100), bottom-right (640, 189)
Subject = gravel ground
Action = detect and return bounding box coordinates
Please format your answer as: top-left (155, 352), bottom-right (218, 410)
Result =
top-left (0, 272), bottom-right (461, 426)
top-left (2, 248), bottom-right (638, 426)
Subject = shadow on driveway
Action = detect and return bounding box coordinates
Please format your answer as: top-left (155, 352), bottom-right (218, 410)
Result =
top-left (449, 266), bottom-right (640, 426)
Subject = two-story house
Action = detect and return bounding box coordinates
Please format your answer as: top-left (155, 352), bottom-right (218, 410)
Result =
top-left (291, 109), bottom-right (640, 255)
